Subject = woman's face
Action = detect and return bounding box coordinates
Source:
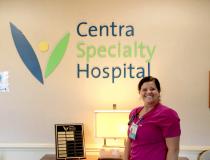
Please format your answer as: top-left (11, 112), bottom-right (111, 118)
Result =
top-left (139, 81), bottom-right (160, 106)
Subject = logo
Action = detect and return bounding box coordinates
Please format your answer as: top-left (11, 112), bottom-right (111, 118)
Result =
top-left (10, 22), bottom-right (70, 84)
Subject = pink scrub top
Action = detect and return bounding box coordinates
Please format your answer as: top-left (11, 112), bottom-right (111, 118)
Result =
top-left (128, 103), bottom-right (181, 160)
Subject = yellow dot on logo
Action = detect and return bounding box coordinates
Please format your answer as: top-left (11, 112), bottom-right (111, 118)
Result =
top-left (38, 41), bottom-right (49, 52)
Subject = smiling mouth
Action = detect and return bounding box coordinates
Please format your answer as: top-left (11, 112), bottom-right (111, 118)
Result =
top-left (145, 95), bottom-right (153, 100)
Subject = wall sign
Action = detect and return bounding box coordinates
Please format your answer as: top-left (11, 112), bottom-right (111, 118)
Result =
top-left (10, 21), bottom-right (155, 84)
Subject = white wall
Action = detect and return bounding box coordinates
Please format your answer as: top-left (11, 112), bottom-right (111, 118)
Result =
top-left (0, 0), bottom-right (210, 159)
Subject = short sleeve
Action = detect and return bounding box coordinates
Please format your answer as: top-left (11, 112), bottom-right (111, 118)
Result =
top-left (158, 108), bottom-right (181, 138)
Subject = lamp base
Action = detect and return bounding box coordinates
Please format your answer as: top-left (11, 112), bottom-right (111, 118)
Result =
top-left (99, 148), bottom-right (124, 160)
top-left (103, 138), bottom-right (125, 148)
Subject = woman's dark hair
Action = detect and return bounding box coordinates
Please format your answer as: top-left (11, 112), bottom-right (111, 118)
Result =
top-left (138, 76), bottom-right (161, 92)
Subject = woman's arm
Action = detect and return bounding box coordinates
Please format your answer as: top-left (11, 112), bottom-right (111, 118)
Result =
top-left (124, 138), bottom-right (131, 160)
top-left (165, 136), bottom-right (180, 160)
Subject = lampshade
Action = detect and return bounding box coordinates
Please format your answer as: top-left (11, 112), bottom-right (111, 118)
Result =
top-left (94, 110), bottom-right (130, 138)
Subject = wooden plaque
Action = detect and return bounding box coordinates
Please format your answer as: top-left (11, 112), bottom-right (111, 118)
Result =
top-left (55, 123), bottom-right (86, 159)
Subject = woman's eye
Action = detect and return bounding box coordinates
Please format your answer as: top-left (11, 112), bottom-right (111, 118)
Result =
top-left (141, 89), bottom-right (147, 92)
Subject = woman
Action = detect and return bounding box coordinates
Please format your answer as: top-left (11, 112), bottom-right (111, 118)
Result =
top-left (124, 76), bottom-right (181, 160)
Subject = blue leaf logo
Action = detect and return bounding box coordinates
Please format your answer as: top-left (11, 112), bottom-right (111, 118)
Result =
top-left (10, 23), bottom-right (44, 84)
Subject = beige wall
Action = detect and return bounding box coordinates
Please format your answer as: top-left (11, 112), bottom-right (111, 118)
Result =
top-left (0, 0), bottom-right (210, 148)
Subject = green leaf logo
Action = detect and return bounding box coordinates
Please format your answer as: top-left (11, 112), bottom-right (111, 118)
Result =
top-left (45, 33), bottom-right (70, 78)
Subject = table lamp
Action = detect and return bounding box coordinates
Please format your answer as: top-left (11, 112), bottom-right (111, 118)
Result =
top-left (94, 108), bottom-right (130, 159)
